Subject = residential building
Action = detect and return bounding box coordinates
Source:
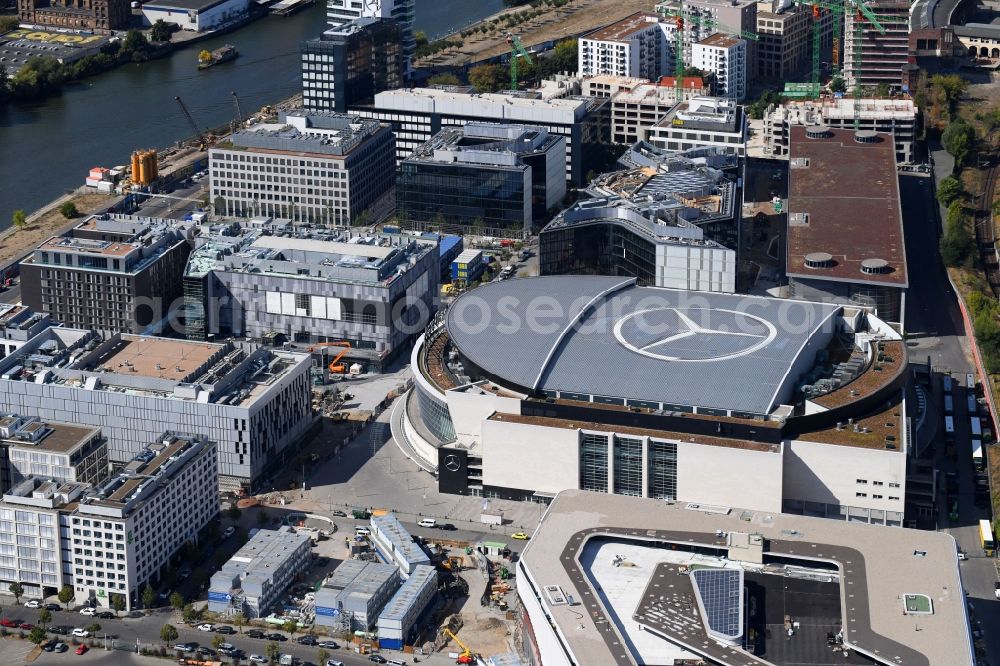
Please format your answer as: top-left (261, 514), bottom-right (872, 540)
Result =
top-left (0, 326), bottom-right (314, 492)
top-left (691, 33), bottom-right (747, 101)
top-left (517, 490), bottom-right (973, 666)
top-left (139, 0), bottom-right (250, 32)
top-left (325, 0), bottom-right (414, 74)
top-left (657, 0), bottom-right (759, 80)
top-left (844, 0), bottom-right (910, 89)
top-left (19, 214), bottom-right (194, 335)
top-left (369, 514), bottom-right (430, 578)
top-left (376, 564), bottom-right (437, 650)
top-left (315, 560), bottom-right (400, 631)
top-left (209, 111), bottom-right (395, 226)
top-left (183, 226), bottom-right (439, 369)
top-left (0, 415), bottom-right (108, 490)
top-left (647, 96), bottom-right (747, 155)
top-left (0, 305), bottom-right (51, 360)
top-left (301, 18), bottom-right (404, 113)
top-left (405, 275), bottom-right (912, 527)
top-left (785, 126), bottom-right (907, 323)
top-left (763, 97), bottom-right (918, 163)
top-left (208, 526), bottom-right (312, 618)
top-left (578, 12), bottom-right (671, 80)
top-left (17, 0), bottom-right (130, 31)
top-left (755, 1), bottom-right (829, 81)
top-left (349, 87), bottom-right (610, 186)
top-left (70, 434), bottom-right (218, 609)
top-left (396, 123), bottom-right (567, 237)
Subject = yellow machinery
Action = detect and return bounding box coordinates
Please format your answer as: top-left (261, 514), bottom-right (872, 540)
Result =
top-left (310, 341), bottom-right (352, 374)
top-left (444, 628), bottom-right (477, 664)
top-left (130, 149), bottom-right (158, 186)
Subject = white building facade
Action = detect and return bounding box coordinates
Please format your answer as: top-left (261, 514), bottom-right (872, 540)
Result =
top-left (691, 33), bottom-right (747, 101)
top-left (578, 12), bottom-right (671, 80)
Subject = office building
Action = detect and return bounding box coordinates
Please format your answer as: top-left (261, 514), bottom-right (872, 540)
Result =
top-left (209, 111), bottom-right (395, 226)
top-left (0, 415), bottom-right (108, 490)
top-left (20, 214), bottom-right (194, 335)
top-left (844, 0), bottom-right (910, 89)
top-left (647, 96), bottom-right (747, 156)
top-left (785, 126), bottom-right (907, 323)
top-left (691, 33), bottom-right (747, 101)
top-left (349, 87), bottom-right (610, 186)
top-left (578, 12), bottom-right (671, 80)
top-left (369, 514), bottom-right (430, 578)
top-left (315, 560), bottom-right (400, 631)
top-left (301, 18), bottom-right (404, 113)
top-left (0, 305), bottom-right (51, 360)
top-left (208, 526), bottom-right (312, 618)
top-left (763, 97), bottom-right (918, 164)
top-left (517, 490), bottom-right (973, 666)
top-left (0, 326), bottom-right (313, 492)
top-left (579, 74), bottom-right (649, 98)
top-left (325, 0), bottom-right (414, 74)
top-left (17, 0), bottom-right (130, 31)
top-left (183, 226), bottom-right (439, 369)
top-left (609, 82), bottom-right (698, 144)
top-left (403, 275), bottom-right (913, 527)
top-left (376, 564), bottom-right (437, 650)
top-left (396, 123), bottom-right (566, 237)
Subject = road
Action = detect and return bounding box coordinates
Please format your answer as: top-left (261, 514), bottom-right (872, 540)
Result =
top-left (134, 181), bottom-right (208, 221)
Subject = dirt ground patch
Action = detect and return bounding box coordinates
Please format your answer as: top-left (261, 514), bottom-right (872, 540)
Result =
top-left (0, 191), bottom-right (119, 266)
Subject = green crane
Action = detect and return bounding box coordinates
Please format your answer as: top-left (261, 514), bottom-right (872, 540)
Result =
top-left (505, 33), bottom-right (532, 91)
top-left (658, 2), bottom-right (758, 102)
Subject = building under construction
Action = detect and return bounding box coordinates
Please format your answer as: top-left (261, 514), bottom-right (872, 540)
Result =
top-left (844, 0), bottom-right (910, 89)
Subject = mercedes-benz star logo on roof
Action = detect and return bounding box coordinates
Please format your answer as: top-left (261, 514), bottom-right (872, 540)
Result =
top-left (443, 454), bottom-right (462, 472)
top-left (613, 308), bottom-right (777, 362)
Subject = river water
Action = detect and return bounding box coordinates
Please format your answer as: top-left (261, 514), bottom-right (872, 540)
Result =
top-left (0, 0), bottom-right (506, 224)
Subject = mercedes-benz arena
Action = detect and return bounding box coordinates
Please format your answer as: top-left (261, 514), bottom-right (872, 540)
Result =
top-left (399, 276), bottom-right (911, 526)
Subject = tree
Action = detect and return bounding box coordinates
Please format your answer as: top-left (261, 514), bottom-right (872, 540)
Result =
top-left (227, 504), bottom-right (241, 522)
top-left (58, 585), bottom-right (74, 609)
top-left (427, 73), bottom-right (461, 86)
top-left (930, 72), bottom-right (968, 114)
top-left (282, 619), bottom-right (298, 638)
top-left (38, 608), bottom-right (51, 627)
top-left (169, 592), bottom-right (185, 611)
top-left (59, 201), bottom-right (78, 219)
top-left (160, 623), bottom-right (179, 646)
top-left (829, 76), bottom-right (847, 93)
top-left (12, 210), bottom-right (26, 231)
top-left (265, 641), bottom-right (281, 663)
top-left (232, 612), bottom-right (246, 634)
top-left (85, 622), bottom-right (101, 635)
top-left (111, 593), bottom-right (126, 617)
top-left (28, 626), bottom-right (46, 645)
top-left (212, 633), bottom-right (224, 649)
top-left (468, 64), bottom-right (506, 93)
top-left (181, 603), bottom-right (201, 624)
top-left (318, 648), bottom-right (330, 665)
top-left (149, 19), bottom-right (174, 43)
top-left (942, 120), bottom-right (975, 167)
top-left (9, 582), bottom-right (23, 604)
top-left (747, 90), bottom-right (784, 120)
top-left (121, 30), bottom-right (150, 61)
top-left (142, 584), bottom-right (156, 611)
top-left (874, 82), bottom-right (891, 98)
top-left (936, 175), bottom-right (963, 207)
top-left (940, 201), bottom-right (975, 267)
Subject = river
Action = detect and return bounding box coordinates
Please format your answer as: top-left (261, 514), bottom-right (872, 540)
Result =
top-left (0, 0), bottom-right (507, 224)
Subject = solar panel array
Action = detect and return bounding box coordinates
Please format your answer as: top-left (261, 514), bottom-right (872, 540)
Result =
top-left (691, 568), bottom-right (743, 640)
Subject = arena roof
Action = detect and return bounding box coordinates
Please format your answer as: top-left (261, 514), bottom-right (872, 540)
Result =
top-left (445, 277), bottom-right (840, 415)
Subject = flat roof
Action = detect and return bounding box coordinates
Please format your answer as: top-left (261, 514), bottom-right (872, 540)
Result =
top-left (0, 417), bottom-right (100, 454)
top-left (82, 335), bottom-right (221, 381)
top-left (698, 32), bottom-right (743, 48)
top-left (250, 234), bottom-right (396, 260)
top-left (445, 276), bottom-right (839, 415)
top-left (584, 12), bottom-right (661, 42)
top-left (520, 490), bottom-right (972, 666)
top-left (786, 127), bottom-right (908, 287)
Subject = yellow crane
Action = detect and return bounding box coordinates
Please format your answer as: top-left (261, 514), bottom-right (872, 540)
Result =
top-left (444, 628), bottom-right (477, 664)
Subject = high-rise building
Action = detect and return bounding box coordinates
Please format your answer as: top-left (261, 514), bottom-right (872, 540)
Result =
top-left (325, 0), bottom-right (414, 74)
top-left (301, 18), bottom-right (404, 113)
top-left (844, 0), bottom-right (910, 89)
top-left (691, 33), bottom-right (747, 101)
top-left (578, 12), bottom-right (671, 80)
top-left (0, 414), bottom-right (108, 491)
top-left (209, 110), bottom-right (396, 225)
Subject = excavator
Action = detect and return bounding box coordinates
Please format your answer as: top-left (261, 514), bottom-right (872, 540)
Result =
top-left (309, 341), bottom-right (351, 374)
top-left (444, 628), bottom-right (479, 665)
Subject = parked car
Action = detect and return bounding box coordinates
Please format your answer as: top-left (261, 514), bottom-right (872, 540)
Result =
top-left (49, 625), bottom-right (71, 635)
top-left (331, 510), bottom-right (347, 517)
top-left (23, 600), bottom-right (40, 608)
top-left (44, 603), bottom-right (61, 611)
top-left (0, 619), bottom-right (18, 628)
top-left (247, 629), bottom-right (267, 639)
top-left (216, 625), bottom-right (236, 635)
top-left (75, 645), bottom-right (88, 655)
top-left (71, 628), bottom-right (90, 638)
top-left (249, 655), bottom-right (268, 664)
top-left (439, 523), bottom-right (457, 531)
top-left (96, 611), bottom-right (115, 620)
top-left (267, 632), bottom-right (287, 642)
top-left (54, 643), bottom-right (68, 653)
top-left (79, 607), bottom-right (96, 616)
top-left (196, 646), bottom-right (217, 657)
top-left (19, 622), bottom-right (34, 630)
top-left (326, 660), bottom-right (345, 666)
top-left (994, 582), bottom-right (1000, 600)
top-left (297, 634), bottom-right (318, 645)
top-left (223, 526), bottom-right (236, 538)
top-left (512, 532), bottom-right (530, 540)
top-left (173, 642), bottom-right (196, 652)
top-left (42, 641), bottom-right (56, 652)
top-left (197, 623), bottom-right (215, 632)
top-left (368, 655), bottom-right (387, 664)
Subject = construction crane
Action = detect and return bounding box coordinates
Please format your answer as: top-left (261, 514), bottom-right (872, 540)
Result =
top-left (659, 3), bottom-right (758, 103)
top-left (175, 96), bottom-right (210, 150)
top-left (788, 0), bottom-right (844, 90)
top-left (231, 91), bottom-right (243, 133)
top-left (505, 33), bottom-right (532, 91)
top-left (444, 628), bottom-right (478, 665)
top-left (310, 341), bottom-right (352, 376)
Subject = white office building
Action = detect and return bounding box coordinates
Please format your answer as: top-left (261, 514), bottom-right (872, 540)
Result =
top-left (578, 12), bottom-right (671, 80)
top-left (691, 33), bottom-right (747, 101)
top-left (647, 96), bottom-right (747, 156)
top-left (325, 0), bottom-right (414, 73)
top-left (0, 415), bottom-right (108, 490)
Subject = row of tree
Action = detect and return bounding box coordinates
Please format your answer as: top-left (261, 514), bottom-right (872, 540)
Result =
top-left (428, 38), bottom-right (577, 93)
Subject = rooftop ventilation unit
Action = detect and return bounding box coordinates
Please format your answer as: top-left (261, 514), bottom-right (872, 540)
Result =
top-left (804, 252), bottom-right (834, 269)
top-left (854, 130), bottom-right (880, 144)
top-left (860, 258), bottom-right (891, 275)
top-left (805, 125), bottom-right (832, 140)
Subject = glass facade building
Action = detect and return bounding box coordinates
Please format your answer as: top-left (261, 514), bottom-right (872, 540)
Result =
top-left (540, 222), bottom-right (658, 285)
top-left (579, 433), bottom-right (609, 493)
top-left (647, 440), bottom-right (678, 500)
top-left (613, 436), bottom-right (643, 496)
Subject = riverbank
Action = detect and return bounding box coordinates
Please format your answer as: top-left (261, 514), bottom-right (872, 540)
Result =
top-left (416, 0), bottom-right (656, 68)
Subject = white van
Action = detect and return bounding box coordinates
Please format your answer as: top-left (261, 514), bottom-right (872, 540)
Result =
top-left (355, 526), bottom-right (371, 537)
top-left (417, 518), bottom-right (437, 528)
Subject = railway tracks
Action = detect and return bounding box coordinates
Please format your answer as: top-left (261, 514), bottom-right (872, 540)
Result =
top-left (975, 160), bottom-right (1000, 297)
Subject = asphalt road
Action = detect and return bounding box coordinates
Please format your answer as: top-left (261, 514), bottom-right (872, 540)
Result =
top-left (134, 181), bottom-right (208, 221)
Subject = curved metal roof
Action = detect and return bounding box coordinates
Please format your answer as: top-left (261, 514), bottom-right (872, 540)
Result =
top-left (445, 276), bottom-right (840, 415)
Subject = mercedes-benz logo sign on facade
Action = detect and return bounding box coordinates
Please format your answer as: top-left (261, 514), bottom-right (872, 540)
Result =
top-left (613, 308), bottom-right (777, 362)
top-left (444, 454), bottom-right (462, 472)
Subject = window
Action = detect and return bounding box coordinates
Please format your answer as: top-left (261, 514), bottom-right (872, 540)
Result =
top-left (873, 481), bottom-right (884, 486)
top-left (613, 436), bottom-right (643, 497)
top-left (856, 479), bottom-right (868, 484)
top-left (579, 433), bottom-right (609, 493)
top-left (855, 492), bottom-right (867, 498)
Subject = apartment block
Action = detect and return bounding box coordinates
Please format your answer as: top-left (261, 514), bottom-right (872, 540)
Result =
top-left (209, 110), bottom-right (395, 226)
top-left (20, 214), bottom-right (193, 334)
top-left (658, 0), bottom-right (758, 80)
top-left (183, 226), bottom-right (439, 369)
top-left (208, 526), bottom-right (312, 618)
top-left (578, 12), bottom-right (671, 80)
top-left (0, 326), bottom-right (313, 492)
top-left (691, 33), bottom-right (747, 101)
top-left (325, 0), bottom-right (414, 74)
top-left (844, 0), bottom-right (910, 89)
top-left (756, 0), bottom-right (831, 81)
top-left (0, 415), bottom-right (108, 490)
top-left (609, 80), bottom-right (705, 144)
top-left (349, 87), bottom-right (610, 186)
top-left (301, 18), bottom-right (404, 113)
